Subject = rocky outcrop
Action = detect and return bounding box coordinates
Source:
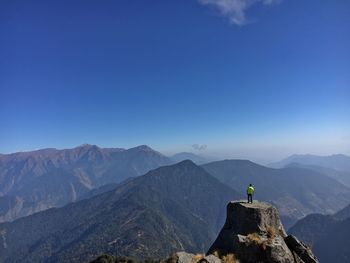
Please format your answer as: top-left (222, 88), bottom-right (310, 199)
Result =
top-left (285, 235), bottom-right (318, 263)
top-left (207, 201), bottom-right (319, 263)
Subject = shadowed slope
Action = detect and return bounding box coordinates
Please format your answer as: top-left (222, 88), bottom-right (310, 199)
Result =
top-left (0, 160), bottom-right (240, 262)
top-left (289, 205), bottom-right (350, 263)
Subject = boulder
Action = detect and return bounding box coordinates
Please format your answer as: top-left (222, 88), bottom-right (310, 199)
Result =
top-left (174, 252), bottom-right (196, 263)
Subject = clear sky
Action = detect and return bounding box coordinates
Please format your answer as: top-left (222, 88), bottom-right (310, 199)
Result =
top-left (1, 0), bottom-right (349, 162)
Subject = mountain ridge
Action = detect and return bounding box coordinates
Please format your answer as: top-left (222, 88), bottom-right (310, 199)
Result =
top-left (0, 160), bottom-right (241, 262)
top-left (0, 144), bottom-right (171, 222)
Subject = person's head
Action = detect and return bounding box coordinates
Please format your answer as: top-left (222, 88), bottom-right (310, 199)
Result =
top-left (249, 184), bottom-right (252, 186)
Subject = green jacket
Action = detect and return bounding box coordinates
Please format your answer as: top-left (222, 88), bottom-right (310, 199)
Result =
top-left (247, 186), bottom-right (254, 195)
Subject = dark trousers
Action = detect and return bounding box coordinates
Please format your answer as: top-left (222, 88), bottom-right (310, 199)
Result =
top-left (247, 194), bottom-right (253, 203)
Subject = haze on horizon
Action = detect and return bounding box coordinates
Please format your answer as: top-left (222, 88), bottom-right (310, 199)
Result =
top-left (1, 0), bottom-right (349, 162)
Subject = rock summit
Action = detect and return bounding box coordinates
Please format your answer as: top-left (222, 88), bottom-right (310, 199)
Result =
top-left (206, 201), bottom-right (318, 263)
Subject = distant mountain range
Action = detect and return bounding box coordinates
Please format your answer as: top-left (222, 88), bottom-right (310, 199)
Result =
top-left (1, 146), bottom-right (350, 228)
top-left (269, 154), bottom-right (350, 188)
top-left (269, 154), bottom-right (350, 172)
top-left (0, 160), bottom-right (240, 262)
top-left (0, 146), bottom-right (350, 262)
top-left (201, 160), bottom-right (350, 228)
top-left (0, 144), bottom-right (171, 222)
top-left (284, 163), bottom-right (350, 187)
top-left (289, 203), bottom-right (350, 263)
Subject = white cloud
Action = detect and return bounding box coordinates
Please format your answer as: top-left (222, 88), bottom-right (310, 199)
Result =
top-left (192, 144), bottom-right (207, 151)
top-left (198, 0), bottom-right (282, 25)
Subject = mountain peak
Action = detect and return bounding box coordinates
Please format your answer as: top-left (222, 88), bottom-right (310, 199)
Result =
top-left (171, 152), bottom-right (209, 164)
top-left (207, 201), bottom-right (319, 263)
top-left (128, 145), bottom-right (155, 152)
top-left (142, 159), bottom-right (202, 179)
top-left (176, 159), bottom-right (197, 166)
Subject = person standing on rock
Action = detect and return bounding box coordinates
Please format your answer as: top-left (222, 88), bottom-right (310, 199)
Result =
top-left (247, 184), bottom-right (254, 203)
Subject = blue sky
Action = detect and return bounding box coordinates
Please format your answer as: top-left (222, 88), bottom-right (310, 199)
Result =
top-left (1, 0), bottom-right (349, 161)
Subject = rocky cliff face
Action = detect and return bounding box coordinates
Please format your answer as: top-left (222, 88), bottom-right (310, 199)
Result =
top-left (206, 201), bottom-right (318, 263)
